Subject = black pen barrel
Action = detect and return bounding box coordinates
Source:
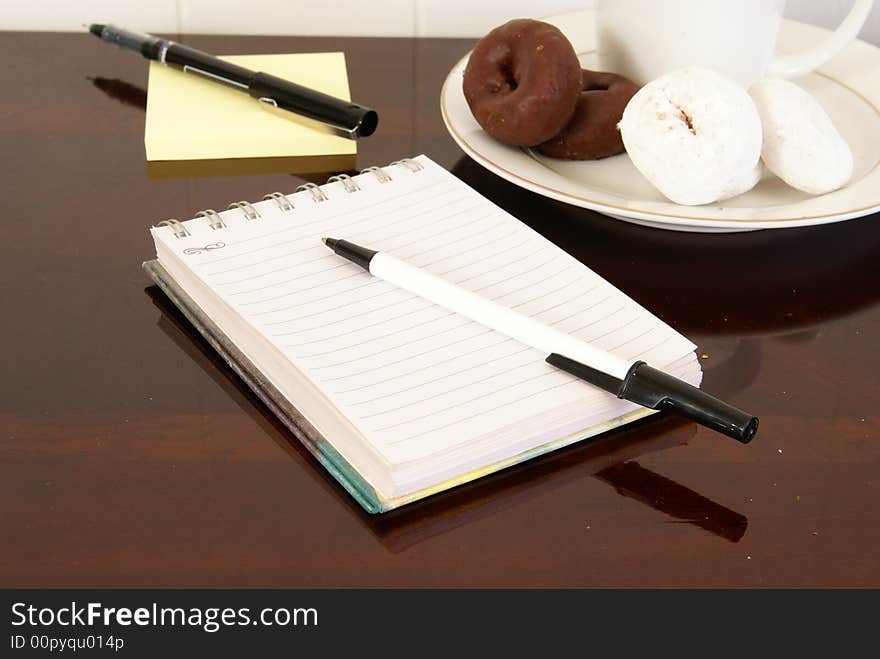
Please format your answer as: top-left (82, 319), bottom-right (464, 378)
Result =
top-left (248, 72), bottom-right (378, 137)
top-left (164, 43), bottom-right (254, 88)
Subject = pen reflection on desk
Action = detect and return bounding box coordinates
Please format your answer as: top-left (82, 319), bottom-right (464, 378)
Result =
top-left (594, 461), bottom-right (747, 542)
top-left (322, 236), bottom-right (759, 443)
top-left (87, 76), bottom-right (147, 110)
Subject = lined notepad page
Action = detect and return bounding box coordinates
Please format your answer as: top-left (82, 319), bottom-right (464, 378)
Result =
top-left (152, 156), bottom-right (699, 466)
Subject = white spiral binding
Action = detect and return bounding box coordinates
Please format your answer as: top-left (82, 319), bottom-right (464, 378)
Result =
top-left (390, 158), bottom-right (424, 172)
top-left (160, 159), bottom-right (423, 237)
top-left (195, 209), bottom-right (225, 230)
top-left (327, 174), bottom-right (360, 193)
top-left (263, 192), bottom-right (294, 211)
top-left (156, 219), bottom-right (190, 239)
top-left (228, 200), bottom-right (260, 220)
top-left (361, 166), bottom-right (392, 183)
top-left (295, 182), bottom-right (329, 203)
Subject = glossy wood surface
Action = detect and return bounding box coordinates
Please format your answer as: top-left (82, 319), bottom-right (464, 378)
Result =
top-left (1, 32), bottom-right (878, 587)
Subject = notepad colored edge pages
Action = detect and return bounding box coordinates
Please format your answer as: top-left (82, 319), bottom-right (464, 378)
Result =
top-left (144, 259), bottom-right (660, 514)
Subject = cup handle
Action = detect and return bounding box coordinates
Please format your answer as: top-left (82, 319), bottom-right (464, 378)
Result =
top-left (767, 0), bottom-right (874, 77)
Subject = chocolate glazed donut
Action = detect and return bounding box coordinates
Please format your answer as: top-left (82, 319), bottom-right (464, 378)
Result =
top-left (463, 19), bottom-right (582, 147)
top-left (538, 70), bottom-right (640, 160)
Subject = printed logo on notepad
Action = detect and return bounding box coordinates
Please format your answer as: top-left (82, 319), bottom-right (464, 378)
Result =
top-left (183, 242), bottom-right (226, 255)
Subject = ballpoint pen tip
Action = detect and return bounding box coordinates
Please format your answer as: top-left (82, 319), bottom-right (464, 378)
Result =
top-left (320, 237), bottom-right (328, 244)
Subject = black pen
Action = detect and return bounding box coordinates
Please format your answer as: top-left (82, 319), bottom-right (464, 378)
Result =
top-left (323, 237), bottom-right (758, 444)
top-left (88, 23), bottom-right (378, 139)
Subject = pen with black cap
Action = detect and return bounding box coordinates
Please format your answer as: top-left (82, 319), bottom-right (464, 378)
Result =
top-left (322, 237), bottom-right (758, 444)
top-left (88, 23), bottom-right (378, 139)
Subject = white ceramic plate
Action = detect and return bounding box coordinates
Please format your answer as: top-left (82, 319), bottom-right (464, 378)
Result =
top-left (440, 10), bottom-right (880, 232)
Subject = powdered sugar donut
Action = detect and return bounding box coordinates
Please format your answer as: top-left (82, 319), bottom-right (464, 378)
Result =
top-left (750, 77), bottom-right (853, 195)
top-left (725, 161), bottom-right (765, 201)
top-left (619, 67), bottom-right (763, 206)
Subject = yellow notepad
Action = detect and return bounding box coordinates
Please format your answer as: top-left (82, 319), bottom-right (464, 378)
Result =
top-left (145, 52), bottom-right (357, 178)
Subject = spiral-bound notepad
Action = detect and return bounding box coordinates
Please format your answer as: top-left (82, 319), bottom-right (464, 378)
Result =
top-left (145, 155), bottom-right (702, 513)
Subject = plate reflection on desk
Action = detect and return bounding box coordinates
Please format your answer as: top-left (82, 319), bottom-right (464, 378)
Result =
top-left (441, 10), bottom-right (880, 232)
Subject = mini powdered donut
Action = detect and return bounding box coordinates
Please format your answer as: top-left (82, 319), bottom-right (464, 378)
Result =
top-left (537, 70), bottom-right (639, 160)
top-left (750, 77), bottom-right (853, 195)
top-left (463, 19), bottom-right (582, 147)
top-left (619, 67), bottom-right (763, 206)
top-left (726, 161), bottom-right (765, 200)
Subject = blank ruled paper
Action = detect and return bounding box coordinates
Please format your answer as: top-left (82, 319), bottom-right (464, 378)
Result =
top-left (152, 156), bottom-right (699, 466)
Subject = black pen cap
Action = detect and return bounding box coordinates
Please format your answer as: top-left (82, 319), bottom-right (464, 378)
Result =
top-left (620, 362), bottom-right (758, 443)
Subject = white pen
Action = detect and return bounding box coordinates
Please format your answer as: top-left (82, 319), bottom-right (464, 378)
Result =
top-left (322, 237), bottom-right (758, 443)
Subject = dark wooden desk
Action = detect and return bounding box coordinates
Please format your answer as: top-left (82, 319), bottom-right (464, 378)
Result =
top-left (2, 31), bottom-right (878, 588)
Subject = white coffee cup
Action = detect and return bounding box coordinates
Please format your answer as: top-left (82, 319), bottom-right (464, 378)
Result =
top-left (596, 0), bottom-right (875, 87)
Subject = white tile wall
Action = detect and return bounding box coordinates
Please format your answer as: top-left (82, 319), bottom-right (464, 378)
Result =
top-left (2, 0), bottom-right (879, 46)
top-left (4, 0), bottom-right (180, 32)
top-left (179, 0), bottom-right (416, 36)
top-left (415, 0), bottom-right (586, 37)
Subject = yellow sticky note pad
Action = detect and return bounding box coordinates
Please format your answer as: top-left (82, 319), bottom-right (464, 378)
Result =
top-left (145, 52), bottom-right (357, 177)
